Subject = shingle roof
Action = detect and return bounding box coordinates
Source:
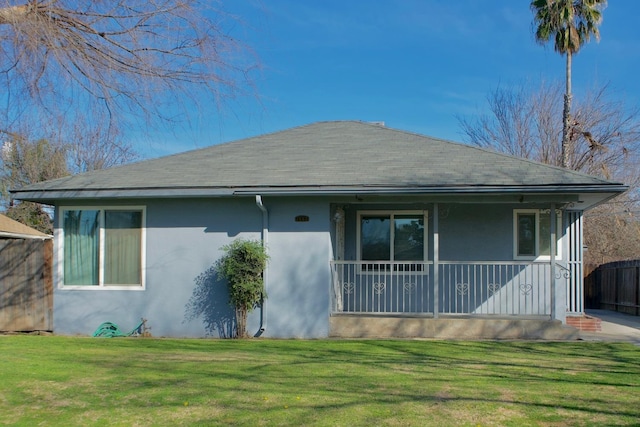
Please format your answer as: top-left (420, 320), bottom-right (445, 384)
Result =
top-left (0, 214), bottom-right (51, 239)
top-left (11, 121), bottom-right (626, 200)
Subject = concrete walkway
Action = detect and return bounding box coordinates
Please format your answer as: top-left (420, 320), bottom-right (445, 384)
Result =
top-left (580, 309), bottom-right (640, 344)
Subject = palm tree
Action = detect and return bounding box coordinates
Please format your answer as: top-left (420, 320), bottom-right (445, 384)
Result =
top-left (530, 0), bottom-right (606, 168)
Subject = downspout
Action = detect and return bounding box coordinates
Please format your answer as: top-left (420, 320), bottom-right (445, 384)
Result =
top-left (255, 195), bottom-right (269, 334)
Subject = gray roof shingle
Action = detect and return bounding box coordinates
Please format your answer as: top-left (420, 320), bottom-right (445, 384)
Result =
top-left (12, 121), bottom-right (626, 200)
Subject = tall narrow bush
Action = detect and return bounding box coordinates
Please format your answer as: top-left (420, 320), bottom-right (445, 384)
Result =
top-left (216, 239), bottom-right (268, 338)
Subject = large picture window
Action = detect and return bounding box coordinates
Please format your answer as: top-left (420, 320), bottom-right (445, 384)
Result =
top-left (514, 209), bottom-right (562, 260)
top-left (358, 211), bottom-right (427, 264)
top-left (61, 207), bottom-right (145, 288)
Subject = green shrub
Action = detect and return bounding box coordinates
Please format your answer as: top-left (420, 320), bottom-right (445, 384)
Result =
top-left (216, 239), bottom-right (268, 338)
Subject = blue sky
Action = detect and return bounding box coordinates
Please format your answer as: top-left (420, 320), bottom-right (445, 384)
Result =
top-left (144, 0), bottom-right (640, 158)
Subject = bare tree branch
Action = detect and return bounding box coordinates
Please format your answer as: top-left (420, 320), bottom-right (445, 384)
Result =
top-left (0, 0), bottom-right (258, 130)
top-left (458, 81), bottom-right (640, 180)
top-left (458, 81), bottom-right (640, 263)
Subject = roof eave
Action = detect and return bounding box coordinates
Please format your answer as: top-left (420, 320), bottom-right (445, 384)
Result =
top-left (233, 184), bottom-right (629, 196)
top-left (0, 231), bottom-right (52, 240)
top-left (11, 183), bottom-right (629, 203)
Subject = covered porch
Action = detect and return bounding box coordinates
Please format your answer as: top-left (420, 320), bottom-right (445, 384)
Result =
top-left (328, 200), bottom-right (583, 339)
top-left (329, 260), bottom-right (578, 339)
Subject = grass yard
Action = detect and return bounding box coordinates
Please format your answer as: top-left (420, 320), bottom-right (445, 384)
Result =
top-left (0, 336), bottom-right (638, 426)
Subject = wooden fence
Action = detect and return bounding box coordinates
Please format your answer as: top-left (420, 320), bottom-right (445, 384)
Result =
top-left (0, 238), bottom-right (53, 332)
top-left (585, 260), bottom-right (640, 316)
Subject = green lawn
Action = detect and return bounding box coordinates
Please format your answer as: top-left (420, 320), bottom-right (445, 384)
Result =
top-left (0, 336), bottom-right (638, 426)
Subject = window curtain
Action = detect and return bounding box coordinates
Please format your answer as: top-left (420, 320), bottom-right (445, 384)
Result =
top-left (104, 211), bottom-right (142, 285)
top-left (64, 210), bottom-right (99, 285)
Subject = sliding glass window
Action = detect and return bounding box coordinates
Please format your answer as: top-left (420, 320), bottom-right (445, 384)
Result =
top-left (61, 207), bottom-right (145, 288)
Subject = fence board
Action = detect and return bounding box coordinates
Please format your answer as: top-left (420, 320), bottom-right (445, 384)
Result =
top-left (0, 238), bottom-right (53, 331)
top-left (584, 263), bottom-right (598, 308)
top-left (586, 260), bottom-right (640, 316)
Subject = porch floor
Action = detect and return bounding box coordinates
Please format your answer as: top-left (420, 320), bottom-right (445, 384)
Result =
top-left (329, 314), bottom-right (579, 340)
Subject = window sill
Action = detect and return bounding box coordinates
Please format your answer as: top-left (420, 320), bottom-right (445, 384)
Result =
top-left (59, 285), bottom-right (145, 291)
top-left (513, 256), bottom-right (561, 262)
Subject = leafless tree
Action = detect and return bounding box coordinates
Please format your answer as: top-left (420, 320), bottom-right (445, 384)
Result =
top-left (584, 199), bottom-right (640, 264)
top-left (44, 112), bottom-right (139, 173)
top-left (0, 133), bottom-right (67, 192)
top-left (0, 112), bottom-right (138, 231)
top-left (459, 83), bottom-right (562, 163)
top-left (0, 1), bottom-right (257, 131)
top-left (0, 132), bottom-right (68, 232)
top-left (458, 81), bottom-right (640, 263)
top-left (459, 82), bottom-right (640, 179)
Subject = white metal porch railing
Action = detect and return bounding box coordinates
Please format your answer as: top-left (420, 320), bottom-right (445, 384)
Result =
top-left (331, 261), bottom-right (433, 314)
top-left (439, 262), bottom-right (551, 316)
top-left (331, 261), bottom-right (556, 317)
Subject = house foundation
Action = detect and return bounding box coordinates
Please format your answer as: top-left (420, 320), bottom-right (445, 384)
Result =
top-left (330, 315), bottom-right (579, 340)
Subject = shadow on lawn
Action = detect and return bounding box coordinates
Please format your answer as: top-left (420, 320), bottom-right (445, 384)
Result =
top-left (355, 340), bottom-right (640, 387)
top-left (183, 265), bottom-right (236, 338)
top-left (32, 338), bottom-right (639, 424)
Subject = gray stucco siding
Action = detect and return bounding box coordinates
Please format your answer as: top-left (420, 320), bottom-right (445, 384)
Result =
top-left (438, 203), bottom-right (514, 261)
top-left (52, 197), bottom-right (333, 338)
top-left (258, 197), bottom-right (332, 338)
top-left (338, 202), bottom-right (566, 263)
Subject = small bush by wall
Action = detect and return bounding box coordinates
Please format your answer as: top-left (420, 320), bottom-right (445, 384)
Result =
top-left (216, 239), bottom-right (268, 338)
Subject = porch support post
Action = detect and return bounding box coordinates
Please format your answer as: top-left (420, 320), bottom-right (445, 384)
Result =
top-left (335, 207), bottom-right (345, 261)
top-left (550, 203), bottom-right (559, 322)
top-left (333, 207), bottom-right (345, 312)
top-left (433, 203), bottom-right (439, 318)
top-left (549, 203), bottom-right (557, 320)
top-left (552, 204), bottom-right (567, 324)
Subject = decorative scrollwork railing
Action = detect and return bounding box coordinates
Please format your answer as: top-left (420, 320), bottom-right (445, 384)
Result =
top-left (555, 263), bottom-right (571, 280)
top-left (331, 261), bottom-right (553, 316)
top-left (438, 262), bottom-right (551, 316)
top-left (331, 261), bottom-right (432, 314)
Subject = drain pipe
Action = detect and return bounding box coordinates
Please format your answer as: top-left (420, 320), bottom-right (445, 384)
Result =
top-left (255, 195), bottom-right (269, 334)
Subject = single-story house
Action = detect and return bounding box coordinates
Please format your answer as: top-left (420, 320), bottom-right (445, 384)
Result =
top-left (11, 121), bottom-right (627, 339)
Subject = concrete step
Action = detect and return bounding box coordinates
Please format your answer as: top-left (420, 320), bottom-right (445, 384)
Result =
top-left (330, 315), bottom-right (579, 340)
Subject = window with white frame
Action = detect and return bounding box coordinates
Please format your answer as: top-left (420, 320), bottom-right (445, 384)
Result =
top-left (60, 207), bottom-right (145, 288)
top-left (358, 211), bottom-right (427, 266)
top-left (513, 209), bottom-right (562, 260)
